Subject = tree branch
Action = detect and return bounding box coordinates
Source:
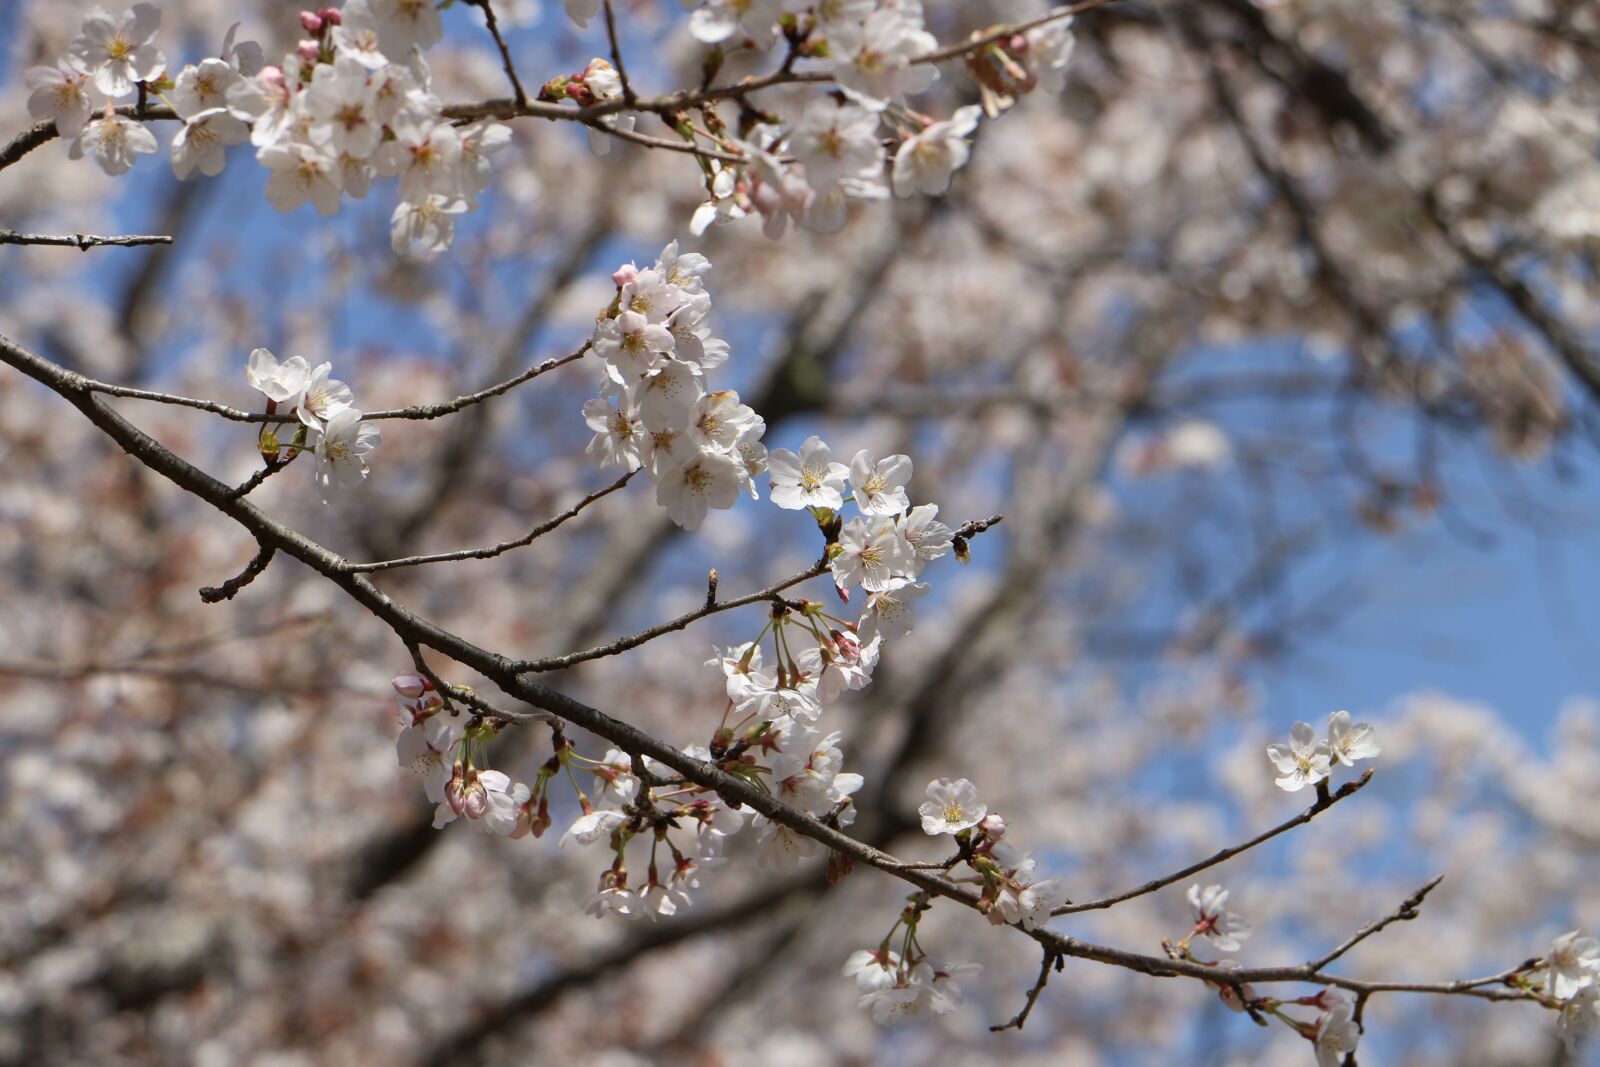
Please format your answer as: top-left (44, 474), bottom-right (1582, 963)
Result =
top-left (0, 329), bottom-right (1544, 1017)
top-left (1053, 770), bottom-right (1374, 915)
top-left (345, 471), bottom-right (637, 573)
top-left (198, 540), bottom-right (276, 604)
top-left (0, 228), bottom-right (172, 250)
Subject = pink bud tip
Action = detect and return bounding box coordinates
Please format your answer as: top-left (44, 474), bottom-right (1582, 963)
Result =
top-left (299, 11), bottom-right (323, 33)
top-left (259, 65), bottom-right (286, 87)
top-left (318, 7), bottom-right (342, 25)
top-left (612, 263), bottom-right (639, 288)
top-left (392, 672), bottom-right (431, 699)
top-left (295, 40), bottom-right (320, 62)
top-left (835, 583), bottom-right (850, 604)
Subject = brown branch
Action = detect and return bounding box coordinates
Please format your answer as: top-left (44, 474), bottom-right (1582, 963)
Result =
top-left (1054, 771), bottom-right (1375, 915)
top-left (345, 471), bottom-right (637, 573)
top-left (0, 228), bottom-right (172, 250)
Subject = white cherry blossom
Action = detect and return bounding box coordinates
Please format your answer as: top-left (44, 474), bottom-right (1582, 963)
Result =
top-left (170, 107), bottom-right (248, 180)
top-left (70, 3), bottom-right (166, 99)
top-left (245, 348), bottom-right (310, 406)
top-left (25, 63), bottom-right (93, 138)
top-left (69, 114), bottom-right (158, 176)
top-left (919, 777), bottom-right (986, 835)
top-left (893, 106), bottom-right (982, 198)
top-left (656, 451), bottom-right (744, 529)
top-left (768, 435), bottom-right (850, 510)
top-left (1187, 883), bottom-right (1252, 953)
top-left (849, 449), bottom-right (913, 515)
top-left (1327, 709), bottom-right (1380, 767)
top-left (1267, 721), bottom-right (1332, 792)
top-left (307, 407), bottom-right (381, 503)
top-left (1314, 1002), bottom-right (1362, 1067)
top-left (171, 58), bottom-right (242, 120)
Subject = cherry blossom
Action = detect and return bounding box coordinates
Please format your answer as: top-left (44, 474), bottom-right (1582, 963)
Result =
top-left (297, 363), bottom-right (355, 428)
top-left (1327, 709), bottom-right (1380, 767)
top-left (893, 106), bottom-right (983, 198)
top-left (69, 114), bottom-right (157, 176)
top-left (1267, 721), bottom-right (1333, 792)
top-left (245, 348), bottom-right (310, 406)
top-left (768, 436), bottom-right (851, 511)
top-left (831, 515), bottom-right (914, 592)
top-left (848, 449), bottom-right (913, 515)
top-left (171, 58), bottom-right (242, 120)
top-left (170, 107), bottom-right (248, 180)
top-left (70, 3), bottom-right (166, 99)
top-left (307, 407), bottom-right (381, 503)
top-left (1544, 930), bottom-right (1600, 1000)
top-left (1313, 1002), bottom-right (1362, 1067)
top-left (656, 451), bottom-right (744, 530)
top-left (1186, 883), bottom-right (1252, 953)
top-left (919, 778), bottom-right (986, 835)
top-left (24, 63), bottom-right (93, 138)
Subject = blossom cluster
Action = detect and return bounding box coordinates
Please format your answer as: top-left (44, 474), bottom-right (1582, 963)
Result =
top-left (583, 242), bottom-right (768, 530)
top-left (1267, 709), bottom-right (1379, 792)
top-left (27, 2), bottom-right (1082, 249)
top-left (27, 3), bottom-right (511, 254)
top-left (245, 347), bottom-right (381, 503)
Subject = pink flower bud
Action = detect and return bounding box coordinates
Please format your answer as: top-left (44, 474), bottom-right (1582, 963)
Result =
top-left (295, 39), bottom-right (320, 63)
top-left (462, 782), bottom-right (490, 819)
top-left (318, 7), bottom-right (342, 25)
top-left (445, 763), bottom-right (469, 816)
top-left (1008, 33), bottom-right (1029, 53)
top-left (392, 672), bottom-right (432, 699)
top-left (612, 263), bottom-right (639, 288)
top-left (299, 11), bottom-right (323, 34)
top-left (830, 629), bottom-right (861, 660)
top-left (835, 583), bottom-right (851, 604)
top-left (978, 813), bottom-right (1006, 840)
top-left (258, 65), bottom-right (286, 88)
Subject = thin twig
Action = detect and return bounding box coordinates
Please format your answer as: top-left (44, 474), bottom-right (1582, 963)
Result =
top-left (0, 228), bottom-right (172, 250)
top-left (513, 559), bottom-right (831, 673)
top-left (602, 1), bottom-right (638, 105)
top-left (991, 948), bottom-right (1063, 1032)
top-left (1305, 876), bottom-right (1444, 973)
top-left (1053, 771), bottom-right (1374, 915)
top-left (346, 471), bottom-right (637, 573)
top-left (65, 343), bottom-right (589, 425)
top-left (473, 0), bottom-right (528, 105)
top-left (198, 541), bottom-right (276, 603)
